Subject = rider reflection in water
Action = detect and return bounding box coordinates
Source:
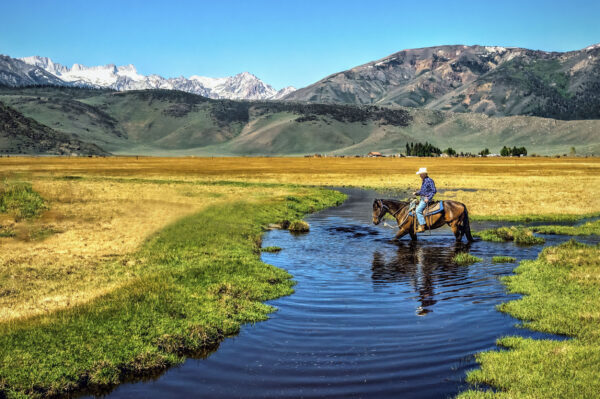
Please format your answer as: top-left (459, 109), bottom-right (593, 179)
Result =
top-left (413, 167), bottom-right (436, 233)
top-left (371, 241), bottom-right (471, 316)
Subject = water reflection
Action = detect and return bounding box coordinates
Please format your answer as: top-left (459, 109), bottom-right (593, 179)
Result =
top-left (372, 241), bottom-right (472, 316)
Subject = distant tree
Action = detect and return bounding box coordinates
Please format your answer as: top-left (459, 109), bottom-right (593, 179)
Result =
top-left (444, 147), bottom-right (457, 156)
top-left (500, 146), bottom-right (527, 156)
top-left (405, 141), bottom-right (442, 157)
top-left (479, 148), bottom-right (490, 156)
top-left (570, 147), bottom-right (576, 156)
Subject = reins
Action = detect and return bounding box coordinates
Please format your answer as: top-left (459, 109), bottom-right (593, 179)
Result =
top-left (377, 200), bottom-right (409, 228)
top-left (378, 198), bottom-right (432, 235)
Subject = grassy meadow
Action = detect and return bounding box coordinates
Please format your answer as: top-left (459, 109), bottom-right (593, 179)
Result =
top-left (459, 241), bottom-right (600, 399)
top-left (2, 156), bottom-right (600, 219)
top-left (0, 155), bottom-right (599, 397)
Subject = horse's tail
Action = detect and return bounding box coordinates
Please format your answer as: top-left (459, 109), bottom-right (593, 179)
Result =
top-left (463, 205), bottom-right (474, 242)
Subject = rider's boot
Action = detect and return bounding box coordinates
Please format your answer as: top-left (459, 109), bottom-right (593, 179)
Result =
top-left (415, 224), bottom-right (426, 233)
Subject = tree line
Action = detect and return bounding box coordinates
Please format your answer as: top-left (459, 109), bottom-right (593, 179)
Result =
top-left (437, 145), bottom-right (527, 157)
top-left (500, 146), bottom-right (527, 156)
top-left (405, 142), bottom-right (442, 156)
top-left (404, 142), bottom-right (529, 157)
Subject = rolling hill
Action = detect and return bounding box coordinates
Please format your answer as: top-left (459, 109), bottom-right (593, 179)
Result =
top-left (0, 85), bottom-right (598, 156)
top-left (283, 44), bottom-right (600, 120)
top-left (0, 98), bottom-right (107, 156)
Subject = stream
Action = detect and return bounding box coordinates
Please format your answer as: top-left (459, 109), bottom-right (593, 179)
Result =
top-left (102, 188), bottom-right (599, 399)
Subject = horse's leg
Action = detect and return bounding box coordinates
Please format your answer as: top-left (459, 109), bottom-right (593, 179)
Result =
top-left (394, 228), bottom-right (408, 241)
top-left (449, 221), bottom-right (462, 242)
top-left (409, 230), bottom-right (417, 241)
top-left (407, 217), bottom-right (417, 240)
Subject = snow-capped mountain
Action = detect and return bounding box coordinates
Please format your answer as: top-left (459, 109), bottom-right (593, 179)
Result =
top-left (0, 55), bottom-right (66, 87)
top-left (16, 55), bottom-right (295, 100)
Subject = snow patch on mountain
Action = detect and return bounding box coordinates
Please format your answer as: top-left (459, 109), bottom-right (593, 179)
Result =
top-left (18, 56), bottom-right (295, 100)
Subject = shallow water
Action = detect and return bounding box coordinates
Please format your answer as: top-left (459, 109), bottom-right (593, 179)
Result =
top-left (102, 188), bottom-right (599, 399)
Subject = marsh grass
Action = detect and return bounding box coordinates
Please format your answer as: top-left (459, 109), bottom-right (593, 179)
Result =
top-left (0, 185), bottom-right (346, 397)
top-left (531, 219), bottom-right (600, 236)
top-left (459, 240), bottom-right (600, 398)
top-left (452, 252), bottom-right (482, 265)
top-left (261, 246), bottom-right (282, 253)
top-left (475, 226), bottom-right (545, 245)
top-left (491, 256), bottom-right (516, 263)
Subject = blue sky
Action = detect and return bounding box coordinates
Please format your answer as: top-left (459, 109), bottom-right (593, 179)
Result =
top-left (1, 0), bottom-right (598, 89)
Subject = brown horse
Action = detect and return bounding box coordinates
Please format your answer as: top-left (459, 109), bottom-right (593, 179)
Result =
top-left (372, 198), bottom-right (474, 242)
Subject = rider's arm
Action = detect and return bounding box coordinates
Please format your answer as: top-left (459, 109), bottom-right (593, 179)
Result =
top-left (428, 179), bottom-right (437, 201)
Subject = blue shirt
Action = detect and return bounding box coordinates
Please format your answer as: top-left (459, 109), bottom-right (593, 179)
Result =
top-left (417, 177), bottom-right (436, 201)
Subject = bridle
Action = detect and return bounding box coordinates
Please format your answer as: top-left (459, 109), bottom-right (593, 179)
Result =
top-left (375, 199), bottom-right (406, 225)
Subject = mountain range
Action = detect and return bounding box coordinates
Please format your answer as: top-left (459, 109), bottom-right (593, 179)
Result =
top-left (1, 86), bottom-right (598, 157)
top-left (284, 44), bottom-right (600, 120)
top-left (2, 55), bottom-right (295, 101)
top-left (0, 44), bottom-right (599, 156)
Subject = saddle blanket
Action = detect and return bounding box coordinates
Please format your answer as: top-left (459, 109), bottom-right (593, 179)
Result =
top-left (409, 201), bottom-right (444, 217)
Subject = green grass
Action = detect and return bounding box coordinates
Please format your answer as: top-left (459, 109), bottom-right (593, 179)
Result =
top-left (260, 246), bottom-right (282, 253)
top-left (0, 181), bottom-right (46, 220)
top-left (452, 252), bottom-right (482, 266)
top-left (0, 186), bottom-right (346, 398)
top-left (531, 219), bottom-right (600, 236)
top-left (475, 226), bottom-right (545, 245)
top-left (471, 212), bottom-right (600, 223)
top-left (459, 240), bottom-right (600, 398)
top-left (491, 256), bottom-right (516, 263)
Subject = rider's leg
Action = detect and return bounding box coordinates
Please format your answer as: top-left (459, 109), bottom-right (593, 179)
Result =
top-left (416, 199), bottom-right (427, 226)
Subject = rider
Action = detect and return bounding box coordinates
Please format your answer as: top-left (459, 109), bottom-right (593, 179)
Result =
top-left (413, 167), bottom-right (436, 233)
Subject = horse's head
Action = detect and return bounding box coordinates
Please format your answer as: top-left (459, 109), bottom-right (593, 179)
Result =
top-left (372, 199), bottom-right (387, 225)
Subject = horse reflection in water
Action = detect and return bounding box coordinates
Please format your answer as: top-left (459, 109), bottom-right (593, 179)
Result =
top-left (371, 241), bottom-right (471, 316)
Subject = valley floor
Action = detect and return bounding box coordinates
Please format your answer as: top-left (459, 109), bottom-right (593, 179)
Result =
top-left (0, 156), bottom-right (598, 398)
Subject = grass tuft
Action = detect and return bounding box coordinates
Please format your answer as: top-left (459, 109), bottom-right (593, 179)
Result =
top-left (261, 246), bottom-right (282, 253)
top-left (452, 252), bottom-right (482, 266)
top-left (0, 227), bottom-right (15, 238)
top-left (0, 181), bottom-right (47, 220)
top-left (475, 226), bottom-right (545, 245)
top-left (288, 220), bottom-right (310, 233)
top-left (492, 256), bottom-right (517, 263)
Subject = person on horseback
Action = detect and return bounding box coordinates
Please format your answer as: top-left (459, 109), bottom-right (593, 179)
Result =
top-left (413, 167), bottom-right (436, 233)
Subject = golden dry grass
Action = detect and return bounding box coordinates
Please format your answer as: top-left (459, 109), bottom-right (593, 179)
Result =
top-left (0, 156), bottom-right (598, 322)
top-left (0, 174), bottom-right (297, 322)
top-left (2, 156), bottom-right (598, 216)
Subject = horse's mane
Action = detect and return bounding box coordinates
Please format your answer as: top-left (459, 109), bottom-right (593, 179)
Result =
top-left (374, 198), bottom-right (409, 208)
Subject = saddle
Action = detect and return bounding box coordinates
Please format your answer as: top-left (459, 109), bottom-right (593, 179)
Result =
top-left (409, 200), bottom-right (444, 217)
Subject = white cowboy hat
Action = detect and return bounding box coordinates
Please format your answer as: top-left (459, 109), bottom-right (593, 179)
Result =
top-left (416, 167), bottom-right (428, 175)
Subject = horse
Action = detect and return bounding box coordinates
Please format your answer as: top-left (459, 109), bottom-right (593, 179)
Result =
top-left (372, 198), bottom-right (474, 242)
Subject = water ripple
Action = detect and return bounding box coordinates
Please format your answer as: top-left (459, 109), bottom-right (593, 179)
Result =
top-left (102, 188), bottom-right (598, 399)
